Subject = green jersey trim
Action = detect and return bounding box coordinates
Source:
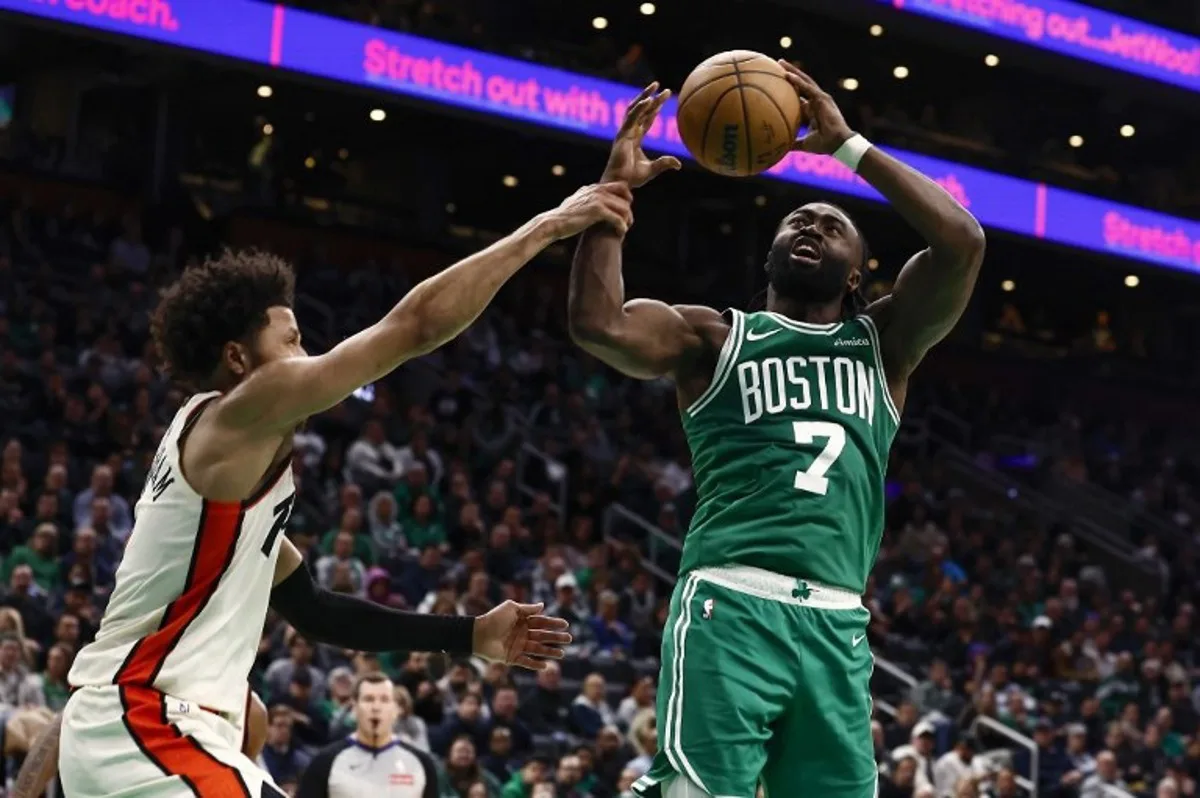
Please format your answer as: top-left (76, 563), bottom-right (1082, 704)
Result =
top-left (764, 312), bottom-right (843, 335)
top-left (856, 313), bottom-right (902, 425)
top-left (684, 308), bottom-right (745, 418)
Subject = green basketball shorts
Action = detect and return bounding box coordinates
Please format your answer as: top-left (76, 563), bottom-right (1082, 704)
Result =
top-left (632, 566), bottom-right (876, 798)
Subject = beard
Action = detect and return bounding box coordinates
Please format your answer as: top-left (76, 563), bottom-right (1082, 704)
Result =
top-left (765, 241), bottom-right (851, 305)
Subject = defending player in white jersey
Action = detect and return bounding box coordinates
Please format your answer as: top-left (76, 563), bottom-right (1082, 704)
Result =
top-left (59, 181), bottom-right (635, 798)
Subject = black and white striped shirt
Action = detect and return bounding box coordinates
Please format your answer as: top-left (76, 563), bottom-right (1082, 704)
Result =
top-left (297, 736), bottom-right (438, 798)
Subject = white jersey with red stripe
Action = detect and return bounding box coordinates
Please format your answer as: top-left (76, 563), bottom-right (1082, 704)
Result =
top-left (69, 391), bottom-right (296, 715)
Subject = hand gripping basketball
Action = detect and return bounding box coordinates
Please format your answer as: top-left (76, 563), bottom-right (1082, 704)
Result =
top-left (472, 601), bottom-right (573, 671)
top-left (603, 82), bottom-right (683, 188)
top-left (776, 60), bottom-right (855, 156)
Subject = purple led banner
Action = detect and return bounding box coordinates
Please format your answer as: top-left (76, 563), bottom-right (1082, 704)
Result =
top-left (1, 0), bottom-right (1198, 272)
top-left (883, 0), bottom-right (1200, 92)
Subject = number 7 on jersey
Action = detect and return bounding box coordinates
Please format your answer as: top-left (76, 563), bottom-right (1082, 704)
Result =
top-left (792, 421), bottom-right (845, 495)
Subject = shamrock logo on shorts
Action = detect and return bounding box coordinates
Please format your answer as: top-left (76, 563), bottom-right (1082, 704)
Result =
top-left (792, 580), bottom-right (812, 601)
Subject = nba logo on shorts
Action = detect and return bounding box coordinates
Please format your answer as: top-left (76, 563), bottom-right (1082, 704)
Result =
top-left (702, 598), bottom-right (715, 620)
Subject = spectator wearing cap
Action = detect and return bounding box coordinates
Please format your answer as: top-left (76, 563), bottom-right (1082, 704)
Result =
top-left (933, 733), bottom-right (977, 797)
top-left (547, 572), bottom-right (593, 653)
top-left (570, 673), bottom-right (616, 740)
top-left (1062, 722), bottom-right (1097, 785)
top-left (590, 590), bottom-right (634, 659)
top-left (72, 464), bottom-right (132, 541)
top-left (1, 522), bottom-right (61, 592)
top-left (892, 719), bottom-right (937, 794)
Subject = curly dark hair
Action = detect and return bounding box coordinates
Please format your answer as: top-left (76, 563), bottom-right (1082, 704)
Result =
top-left (151, 249), bottom-right (295, 387)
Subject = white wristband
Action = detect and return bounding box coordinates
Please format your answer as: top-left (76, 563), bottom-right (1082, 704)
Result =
top-left (832, 134), bottom-right (872, 173)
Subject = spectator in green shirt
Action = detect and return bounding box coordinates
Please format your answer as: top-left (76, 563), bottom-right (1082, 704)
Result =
top-left (1, 523), bottom-right (62, 593)
top-left (318, 507), bottom-right (376, 565)
top-left (404, 494), bottom-right (447, 551)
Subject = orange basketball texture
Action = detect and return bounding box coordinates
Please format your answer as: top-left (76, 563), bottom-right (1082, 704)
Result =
top-left (677, 51), bottom-right (803, 177)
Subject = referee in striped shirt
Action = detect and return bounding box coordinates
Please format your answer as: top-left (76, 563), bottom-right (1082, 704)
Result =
top-left (298, 673), bottom-right (438, 798)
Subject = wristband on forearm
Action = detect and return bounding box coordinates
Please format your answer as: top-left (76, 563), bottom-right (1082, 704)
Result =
top-left (271, 566), bottom-right (474, 654)
top-left (832, 133), bottom-right (873, 173)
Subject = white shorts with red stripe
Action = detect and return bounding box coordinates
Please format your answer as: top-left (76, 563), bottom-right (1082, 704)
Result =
top-left (60, 685), bottom-right (284, 798)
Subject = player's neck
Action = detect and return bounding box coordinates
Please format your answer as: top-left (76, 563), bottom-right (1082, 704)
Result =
top-left (765, 288), bottom-right (843, 324)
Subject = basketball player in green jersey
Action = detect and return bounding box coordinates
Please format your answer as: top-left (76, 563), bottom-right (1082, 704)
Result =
top-left (568, 65), bottom-right (985, 798)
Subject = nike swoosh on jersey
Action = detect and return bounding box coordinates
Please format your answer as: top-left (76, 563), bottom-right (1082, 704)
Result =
top-left (745, 329), bottom-right (782, 341)
top-left (852, 634), bottom-right (867, 647)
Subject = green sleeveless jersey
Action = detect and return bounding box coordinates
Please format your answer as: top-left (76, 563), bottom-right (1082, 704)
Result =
top-left (678, 309), bottom-right (900, 593)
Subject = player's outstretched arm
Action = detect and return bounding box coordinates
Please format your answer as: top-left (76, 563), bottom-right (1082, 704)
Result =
top-left (219, 183), bottom-right (633, 436)
top-left (271, 541), bottom-right (571, 671)
top-left (780, 61), bottom-right (986, 381)
top-left (569, 84), bottom-right (717, 380)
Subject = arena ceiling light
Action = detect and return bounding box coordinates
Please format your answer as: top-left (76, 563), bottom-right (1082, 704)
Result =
top-left (869, 24), bottom-right (884, 37)
top-left (551, 164), bottom-right (566, 176)
top-left (984, 54), bottom-right (1000, 67)
top-left (639, 3), bottom-right (656, 15)
top-left (840, 78), bottom-right (860, 91)
top-left (502, 175), bottom-right (519, 187)
top-left (893, 65), bottom-right (909, 79)
top-left (779, 36), bottom-right (793, 49)
top-left (369, 108), bottom-right (386, 122)
top-left (868, 258), bottom-right (880, 271)
top-left (262, 123), bottom-right (274, 135)
top-left (1124, 274), bottom-right (1140, 287)
top-left (1001, 279), bottom-right (1015, 292)
top-left (304, 156), bottom-right (315, 169)
top-left (256, 84), bottom-right (273, 98)
top-left (592, 16), bottom-right (608, 30)
top-left (754, 195), bottom-right (767, 207)
top-left (1120, 124), bottom-right (1136, 137)
top-left (1068, 135), bottom-right (1084, 148)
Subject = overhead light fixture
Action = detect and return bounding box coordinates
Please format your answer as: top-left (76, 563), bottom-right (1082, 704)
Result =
top-left (867, 258), bottom-right (879, 271)
top-left (1001, 279), bottom-right (1015, 292)
top-left (639, 2), bottom-right (656, 15)
top-left (1068, 135), bottom-right (1084, 148)
top-left (893, 65), bottom-right (909, 79)
top-left (503, 175), bottom-right (519, 188)
top-left (780, 36), bottom-right (793, 49)
top-left (869, 24), bottom-right (884, 36)
top-left (304, 156), bottom-right (315, 169)
top-left (754, 195), bottom-right (767, 207)
top-left (984, 54), bottom-right (1000, 67)
top-left (841, 78), bottom-right (860, 91)
top-left (1119, 124), bottom-right (1135, 137)
top-left (369, 108), bottom-right (386, 122)
top-left (262, 123), bottom-right (274, 135)
top-left (551, 164), bottom-right (566, 177)
top-left (1124, 274), bottom-right (1139, 287)
top-left (257, 85), bottom-right (273, 98)
top-left (592, 16), bottom-right (608, 29)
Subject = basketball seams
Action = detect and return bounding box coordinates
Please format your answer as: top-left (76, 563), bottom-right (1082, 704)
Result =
top-left (740, 82), bottom-right (796, 152)
top-left (678, 70), bottom-right (789, 113)
top-left (730, 60), bottom-right (754, 175)
top-left (698, 85), bottom-right (741, 171)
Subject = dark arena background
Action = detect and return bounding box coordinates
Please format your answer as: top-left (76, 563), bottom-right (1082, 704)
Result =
top-left (0, 0), bottom-right (1199, 796)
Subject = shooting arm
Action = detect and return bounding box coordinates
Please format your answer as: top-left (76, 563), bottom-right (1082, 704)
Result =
top-left (568, 227), bottom-right (713, 380)
top-left (858, 147), bottom-right (986, 379)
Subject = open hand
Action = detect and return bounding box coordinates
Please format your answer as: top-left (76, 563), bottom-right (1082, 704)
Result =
top-left (604, 82), bottom-right (682, 188)
top-left (546, 182), bottom-right (634, 240)
top-left (473, 601), bottom-right (572, 670)
top-left (777, 60), bottom-right (855, 155)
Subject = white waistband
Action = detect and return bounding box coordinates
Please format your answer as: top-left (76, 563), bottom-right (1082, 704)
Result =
top-left (690, 565), bottom-right (863, 610)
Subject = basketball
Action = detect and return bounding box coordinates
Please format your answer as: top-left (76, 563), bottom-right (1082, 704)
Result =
top-left (677, 50), bottom-right (803, 177)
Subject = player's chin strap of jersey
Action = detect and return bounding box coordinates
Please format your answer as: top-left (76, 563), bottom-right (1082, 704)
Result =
top-left (271, 565), bottom-right (475, 655)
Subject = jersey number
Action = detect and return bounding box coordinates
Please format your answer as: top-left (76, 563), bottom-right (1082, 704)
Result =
top-left (792, 421), bottom-right (846, 496)
top-left (262, 494), bottom-right (294, 556)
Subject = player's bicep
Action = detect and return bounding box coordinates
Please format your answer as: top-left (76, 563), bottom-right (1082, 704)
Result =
top-left (874, 244), bottom-right (982, 378)
top-left (573, 299), bottom-right (713, 380)
top-left (217, 316), bottom-right (422, 435)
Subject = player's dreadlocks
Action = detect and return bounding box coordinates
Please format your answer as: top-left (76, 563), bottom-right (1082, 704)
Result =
top-left (151, 249), bottom-right (295, 389)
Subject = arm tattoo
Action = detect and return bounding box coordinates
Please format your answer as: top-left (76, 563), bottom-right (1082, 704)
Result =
top-left (12, 714), bottom-right (62, 798)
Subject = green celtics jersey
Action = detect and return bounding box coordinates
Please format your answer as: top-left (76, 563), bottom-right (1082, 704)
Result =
top-left (678, 309), bottom-right (900, 593)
